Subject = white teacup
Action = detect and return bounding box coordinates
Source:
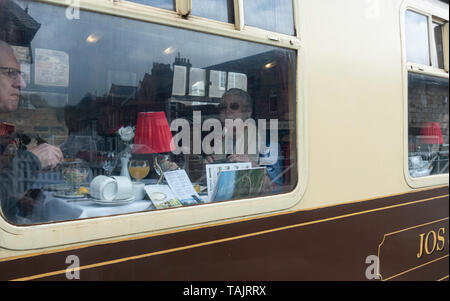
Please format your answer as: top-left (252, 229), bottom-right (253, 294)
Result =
top-left (90, 176), bottom-right (117, 201)
top-left (132, 182), bottom-right (146, 200)
top-left (111, 176), bottom-right (133, 200)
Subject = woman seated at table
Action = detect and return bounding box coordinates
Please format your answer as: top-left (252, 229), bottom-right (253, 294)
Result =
top-left (203, 88), bottom-right (282, 194)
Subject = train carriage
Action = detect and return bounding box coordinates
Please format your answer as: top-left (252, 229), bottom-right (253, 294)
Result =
top-left (0, 0), bottom-right (448, 282)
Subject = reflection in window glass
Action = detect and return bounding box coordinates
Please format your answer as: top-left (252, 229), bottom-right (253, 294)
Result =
top-left (227, 72), bottom-right (247, 91)
top-left (0, 0), bottom-right (297, 225)
top-left (126, 0), bottom-right (174, 10)
top-left (189, 68), bottom-right (206, 96)
top-left (405, 10), bottom-right (430, 66)
top-left (191, 0), bottom-right (233, 23)
top-left (209, 70), bottom-right (227, 98)
top-left (244, 0), bottom-right (295, 35)
top-left (172, 65), bottom-right (187, 96)
top-left (432, 22), bottom-right (444, 69)
top-left (408, 72), bottom-right (449, 178)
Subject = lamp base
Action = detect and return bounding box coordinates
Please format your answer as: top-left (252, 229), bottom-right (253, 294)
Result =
top-left (153, 154), bottom-right (185, 184)
top-left (154, 156), bottom-right (164, 184)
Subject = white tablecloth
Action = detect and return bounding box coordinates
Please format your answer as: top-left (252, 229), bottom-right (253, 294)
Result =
top-left (41, 191), bottom-right (154, 222)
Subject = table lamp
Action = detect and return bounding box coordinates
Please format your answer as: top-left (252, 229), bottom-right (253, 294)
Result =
top-left (133, 112), bottom-right (175, 183)
top-left (0, 122), bottom-right (15, 137)
top-left (419, 122), bottom-right (444, 146)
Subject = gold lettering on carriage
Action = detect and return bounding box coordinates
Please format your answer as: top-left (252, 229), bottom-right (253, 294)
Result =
top-left (416, 227), bottom-right (446, 259)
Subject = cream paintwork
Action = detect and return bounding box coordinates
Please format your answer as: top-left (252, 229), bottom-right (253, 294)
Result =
top-left (0, 0), bottom-right (448, 258)
top-left (175, 0), bottom-right (190, 17)
top-left (233, 0), bottom-right (244, 31)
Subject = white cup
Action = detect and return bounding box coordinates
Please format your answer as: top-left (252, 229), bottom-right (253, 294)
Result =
top-left (90, 176), bottom-right (118, 201)
top-left (132, 182), bottom-right (146, 200)
top-left (111, 176), bottom-right (133, 200)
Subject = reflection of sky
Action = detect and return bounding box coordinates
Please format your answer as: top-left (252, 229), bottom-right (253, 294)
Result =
top-left (191, 0), bottom-right (230, 23)
top-left (24, 1), bottom-right (278, 105)
top-left (213, 171), bottom-right (235, 202)
top-left (405, 10), bottom-right (430, 66)
top-left (125, 0), bottom-right (174, 10)
top-left (243, 0), bottom-right (294, 35)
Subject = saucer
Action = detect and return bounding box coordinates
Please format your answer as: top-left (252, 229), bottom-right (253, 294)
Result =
top-left (53, 192), bottom-right (88, 199)
top-left (91, 194), bottom-right (135, 206)
top-left (45, 183), bottom-right (90, 191)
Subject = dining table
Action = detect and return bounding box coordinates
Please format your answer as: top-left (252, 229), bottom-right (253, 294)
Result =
top-left (18, 174), bottom-right (208, 224)
top-left (21, 176), bottom-right (157, 223)
top-left (39, 191), bottom-right (155, 222)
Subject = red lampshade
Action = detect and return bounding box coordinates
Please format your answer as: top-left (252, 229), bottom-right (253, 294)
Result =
top-left (419, 122), bottom-right (444, 145)
top-left (133, 112), bottom-right (175, 154)
top-left (0, 122), bottom-right (15, 137)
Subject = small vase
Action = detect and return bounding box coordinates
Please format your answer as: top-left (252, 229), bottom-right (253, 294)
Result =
top-left (120, 156), bottom-right (131, 179)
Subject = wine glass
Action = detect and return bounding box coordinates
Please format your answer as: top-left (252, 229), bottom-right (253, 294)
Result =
top-left (128, 160), bottom-right (150, 182)
top-left (154, 154), bottom-right (184, 184)
top-left (60, 159), bottom-right (90, 196)
top-left (102, 151), bottom-right (117, 176)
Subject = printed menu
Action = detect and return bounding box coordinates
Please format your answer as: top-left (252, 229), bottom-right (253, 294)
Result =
top-left (164, 170), bottom-right (202, 205)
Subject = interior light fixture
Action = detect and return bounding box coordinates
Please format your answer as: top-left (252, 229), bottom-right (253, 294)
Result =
top-left (86, 32), bottom-right (103, 43)
top-left (264, 61), bottom-right (277, 69)
top-left (164, 46), bottom-right (176, 55)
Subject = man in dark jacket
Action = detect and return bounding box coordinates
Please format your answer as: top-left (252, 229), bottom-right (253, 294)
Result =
top-left (0, 40), bottom-right (63, 222)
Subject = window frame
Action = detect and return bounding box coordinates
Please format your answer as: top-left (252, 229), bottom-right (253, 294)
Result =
top-left (0, 0), bottom-right (306, 251)
top-left (401, 0), bottom-right (449, 189)
top-left (242, 0), bottom-right (296, 37)
top-left (430, 18), bottom-right (445, 69)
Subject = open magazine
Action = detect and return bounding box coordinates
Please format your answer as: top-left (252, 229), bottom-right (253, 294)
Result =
top-left (143, 166), bottom-right (266, 207)
top-left (205, 162), bottom-right (252, 200)
top-left (210, 167), bottom-right (267, 202)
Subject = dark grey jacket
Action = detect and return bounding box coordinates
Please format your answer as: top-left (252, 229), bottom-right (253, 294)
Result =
top-left (0, 148), bottom-right (41, 223)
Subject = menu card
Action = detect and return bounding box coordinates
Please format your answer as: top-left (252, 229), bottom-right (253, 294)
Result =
top-left (144, 185), bottom-right (182, 209)
top-left (164, 170), bottom-right (202, 205)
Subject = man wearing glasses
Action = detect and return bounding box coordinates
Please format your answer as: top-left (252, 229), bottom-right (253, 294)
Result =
top-left (0, 40), bottom-right (63, 222)
top-left (0, 43), bottom-right (26, 112)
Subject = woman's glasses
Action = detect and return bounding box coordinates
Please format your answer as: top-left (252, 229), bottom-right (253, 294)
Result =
top-left (218, 102), bottom-right (241, 111)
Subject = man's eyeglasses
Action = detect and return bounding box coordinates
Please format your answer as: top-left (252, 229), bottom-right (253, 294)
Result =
top-left (218, 102), bottom-right (241, 111)
top-left (0, 67), bottom-right (25, 81)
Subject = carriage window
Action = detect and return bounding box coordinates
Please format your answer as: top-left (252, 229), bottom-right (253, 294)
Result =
top-left (126, 0), bottom-right (175, 11)
top-left (408, 72), bottom-right (449, 178)
top-left (405, 10), bottom-right (431, 66)
top-left (0, 0), bottom-right (297, 225)
top-left (243, 0), bottom-right (295, 36)
top-left (191, 0), bottom-right (234, 23)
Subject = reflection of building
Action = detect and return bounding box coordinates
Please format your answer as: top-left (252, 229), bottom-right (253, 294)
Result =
top-left (207, 50), bottom-right (295, 124)
top-left (61, 49), bottom-right (294, 141)
top-left (95, 62), bottom-right (173, 136)
top-left (0, 1), bottom-right (68, 146)
top-left (109, 84), bottom-right (137, 99)
top-left (408, 74), bottom-right (449, 146)
top-left (164, 50), bottom-right (295, 130)
top-left (0, 0), bottom-right (40, 47)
